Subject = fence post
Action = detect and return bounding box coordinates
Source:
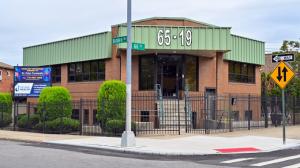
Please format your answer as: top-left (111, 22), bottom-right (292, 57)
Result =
top-left (293, 96), bottom-right (296, 125)
top-left (204, 94), bottom-right (208, 134)
top-left (60, 103), bottom-right (64, 134)
top-left (229, 97), bottom-right (233, 132)
top-left (43, 103), bottom-right (46, 134)
top-left (248, 94), bottom-right (251, 130)
top-left (79, 99), bottom-right (83, 135)
top-left (177, 98), bottom-right (181, 135)
top-left (27, 102), bottom-right (30, 130)
top-left (13, 101), bottom-right (17, 131)
top-left (1, 103), bottom-right (3, 127)
top-left (263, 96), bottom-right (268, 128)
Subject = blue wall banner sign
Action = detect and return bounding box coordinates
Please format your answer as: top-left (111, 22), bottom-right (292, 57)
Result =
top-left (14, 66), bottom-right (52, 98)
top-left (14, 67), bottom-right (51, 83)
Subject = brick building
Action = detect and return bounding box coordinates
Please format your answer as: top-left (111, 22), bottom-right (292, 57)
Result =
top-left (23, 17), bottom-right (265, 126)
top-left (0, 62), bottom-right (14, 93)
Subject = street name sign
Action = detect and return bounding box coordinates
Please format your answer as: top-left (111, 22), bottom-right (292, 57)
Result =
top-left (112, 36), bottom-right (127, 44)
top-left (132, 43), bottom-right (145, 51)
top-left (270, 61), bottom-right (295, 89)
top-left (272, 54), bottom-right (295, 63)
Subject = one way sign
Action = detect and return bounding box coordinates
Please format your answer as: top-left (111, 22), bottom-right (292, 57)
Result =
top-left (272, 54), bottom-right (294, 63)
top-left (271, 61), bottom-right (295, 89)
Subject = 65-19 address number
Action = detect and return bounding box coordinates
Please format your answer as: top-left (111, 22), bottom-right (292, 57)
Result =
top-left (157, 29), bottom-right (192, 46)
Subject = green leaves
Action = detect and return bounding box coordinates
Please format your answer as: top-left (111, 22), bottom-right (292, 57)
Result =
top-left (37, 86), bottom-right (72, 121)
top-left (97, 80), bottom-right (126, 126)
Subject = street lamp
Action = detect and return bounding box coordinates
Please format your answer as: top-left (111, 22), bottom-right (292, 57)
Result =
top-left (121, 0), bottom-right (136, 147)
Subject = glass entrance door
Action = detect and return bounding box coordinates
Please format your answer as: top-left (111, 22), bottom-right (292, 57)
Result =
top-left (157, 55), bottom-right (182, 98)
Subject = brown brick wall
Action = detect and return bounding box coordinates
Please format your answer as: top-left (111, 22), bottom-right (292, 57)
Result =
top-left (262, 54), bottom-right (277, 74)
top-left (0, 68), bottom-right (13, 93)
top-left (216, 52), bottom-right (261, 96)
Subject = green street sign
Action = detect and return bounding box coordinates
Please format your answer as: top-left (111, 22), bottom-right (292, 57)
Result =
top-left (132, 43), bottom-right (145, 51)
top-left (112, 36), bottom-right (127, 44)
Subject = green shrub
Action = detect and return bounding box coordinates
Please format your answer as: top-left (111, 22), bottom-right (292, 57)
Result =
top-left (0, 93), bottom-right (12, 114)
top-left (97, 80), bottom-right (126, 125)
top-left (0, 113), bottom-right (12, 127)
top-left (105, 119), bottom-right (136, 135)
top-left (37, 87), bottom-right (72, 121)
top-left (17, 114), bottom-right (40, 129)
top-left (34, 118), bottom-right (80, 133)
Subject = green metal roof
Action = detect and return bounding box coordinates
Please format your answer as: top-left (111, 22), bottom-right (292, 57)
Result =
top-left (23, 32), bottom-right (112, 66)
top-left (112, 17), bottom-right (219, 28)
top-left (224, 34), bottom-right (265, 65)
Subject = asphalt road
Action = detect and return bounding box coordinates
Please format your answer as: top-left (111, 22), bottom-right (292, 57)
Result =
top-left (0, 140), bottom-right (299, 168)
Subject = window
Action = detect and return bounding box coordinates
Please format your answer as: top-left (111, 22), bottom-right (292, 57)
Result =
top-left (229, 61), bottom-right (255, 83)
top-left (51, 65), bottom-right (61, 83)
top-left (84, 109), bottom-right (89, 125)
top-left (139, 56), bottom-right (155, 90)
top-left (245, 110), bottom-right (252, 120)
top-left (71, 109), bottom-right (80, 120)
top-left (232, 111), bottom-right (239, 121)
top-left (68, 60), bottom-right (105, 82)
top-left (6, 71), bottom-right (10, 77)
top-left (93, 109), bottom-right (98, 125)
top-left (0, 70), bottom-right (2, 81)
top-left (185, 56), bottom-right (198, 91)
top-left (141, 111), bottom-right (150, 122)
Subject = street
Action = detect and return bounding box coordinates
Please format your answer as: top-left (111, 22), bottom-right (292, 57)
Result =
top-left (0, 140), bottom-right (300, 168)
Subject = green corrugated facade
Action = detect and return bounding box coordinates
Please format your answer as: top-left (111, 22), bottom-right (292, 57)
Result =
top-left (117, 26), bottom-right (231, 51)
top-left (23, 32), bottom-right (112, 66)
top-left (23, 18), bottom-right (265, 66)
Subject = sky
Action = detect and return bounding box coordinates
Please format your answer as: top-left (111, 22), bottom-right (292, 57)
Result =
top-left (0, 0), bottom-right (299, 66)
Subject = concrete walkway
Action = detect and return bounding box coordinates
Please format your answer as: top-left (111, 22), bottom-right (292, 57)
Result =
top-left (0, 126), bottom-right (299, 156)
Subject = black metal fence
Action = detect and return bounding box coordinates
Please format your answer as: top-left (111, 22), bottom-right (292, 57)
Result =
top-left (0, 93), bottom-right (300, 136)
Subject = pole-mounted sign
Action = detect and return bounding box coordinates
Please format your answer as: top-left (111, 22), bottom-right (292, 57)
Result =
top-left (270, 61), bottom-right (295, 145)
top-left (270, 61), bottom-right (295, 89)
top-left (272, 54), bottom-right (294, 63)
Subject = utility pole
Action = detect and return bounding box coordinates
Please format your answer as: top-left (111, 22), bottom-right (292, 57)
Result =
top-left (121, 0), bottom-right (136, 147)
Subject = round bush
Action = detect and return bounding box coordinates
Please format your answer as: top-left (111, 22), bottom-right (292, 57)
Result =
top-left (37, 87), bottom-right (72, 121)
top-left (97, 80), bottom-right (126, 125)
top-left (0, 93), bottom-right (12, 114)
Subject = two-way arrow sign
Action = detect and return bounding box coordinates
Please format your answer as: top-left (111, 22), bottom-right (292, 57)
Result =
top-left (277, 67), bottom-right (288, 82)
top-left (271, 61), bottom-right (295, 89)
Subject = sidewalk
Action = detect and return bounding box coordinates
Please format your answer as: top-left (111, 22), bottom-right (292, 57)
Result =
top-left (0, 126), bottom-right (299, 156)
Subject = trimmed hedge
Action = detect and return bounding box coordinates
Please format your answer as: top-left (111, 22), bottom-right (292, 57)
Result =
top-left (17, 114), bottom-right (40, 129)
top-left (105, 119), bottom-right (136, 135)
top-left (0, 93), bottom-right (12, 114)
top-left (0, 113), bottom-right (12, 127)
top-left (37, 87), bottom-right (72, 121)
top-left (34, 118), bottom-right (80, 133)
top-left (97, 80), bottom-right (126, 126)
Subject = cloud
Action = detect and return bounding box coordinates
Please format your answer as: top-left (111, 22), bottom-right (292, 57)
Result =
top-left (0, 0), bottom-right (299, 65)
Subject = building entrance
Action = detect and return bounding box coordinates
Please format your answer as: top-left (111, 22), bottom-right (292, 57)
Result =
top-left (157, 55), bottom-right (182, 98)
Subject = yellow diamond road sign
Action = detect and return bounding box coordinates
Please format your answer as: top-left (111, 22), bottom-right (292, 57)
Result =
top-left (271, 61), bottom-right (295, 89)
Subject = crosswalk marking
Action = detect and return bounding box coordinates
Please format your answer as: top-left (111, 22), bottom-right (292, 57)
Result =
top-left (251, 154), bottom-right (300, 167)
top-left (282, 163), bottom-right (300, 168)
top-left (221, 158), bottom-right (255, 164)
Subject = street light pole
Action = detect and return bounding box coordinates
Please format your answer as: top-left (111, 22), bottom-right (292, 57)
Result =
top-left (121, 0), bottom-right (136, 147)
